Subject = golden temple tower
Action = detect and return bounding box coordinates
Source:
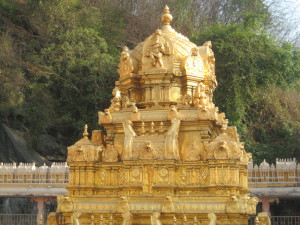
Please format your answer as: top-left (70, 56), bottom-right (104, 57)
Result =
top-left (48, 6), bottom-right (259, 225)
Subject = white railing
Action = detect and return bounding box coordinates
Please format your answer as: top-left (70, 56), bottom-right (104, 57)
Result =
top-left (0, 162), bottom-right (68, 184)
top-left (248, 158), bottom-right (300, 186)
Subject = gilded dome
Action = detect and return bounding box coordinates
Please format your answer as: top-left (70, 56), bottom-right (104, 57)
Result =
top-left (130, 5), bottom-right (198, 72)
top-left (116, 5), bottom-right (216, 108)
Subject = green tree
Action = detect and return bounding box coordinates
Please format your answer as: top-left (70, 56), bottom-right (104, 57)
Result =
top-left (192, 23), bottom-right (300, 162)
top-left (41, 27), bottom-right (117, 140)
top-left (28, 0), bottom-right (121, 140)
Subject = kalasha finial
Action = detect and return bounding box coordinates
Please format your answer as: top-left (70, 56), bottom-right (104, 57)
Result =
top-left (164, 5), bottom-right (170, 13)
top-left (83, 124), bottom-right (89, 139)
top-left (161, 5), bottom-right (173, 25)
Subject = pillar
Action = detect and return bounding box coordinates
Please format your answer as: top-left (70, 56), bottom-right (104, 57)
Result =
top-left (261, 197), bottom-right (270, 215)
top-left (32, 196), bottom-right (54, 225)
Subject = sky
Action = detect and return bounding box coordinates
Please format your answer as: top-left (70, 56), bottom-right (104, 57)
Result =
top-left (265, 0), bottom-right (300, 45)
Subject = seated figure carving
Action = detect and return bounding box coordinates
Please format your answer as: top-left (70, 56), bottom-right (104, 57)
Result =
top-left (109, 87), bottom-right (121, 112)
top-left (151, 212), bottom-right (162, 225)
top-left (118, 46), bottom-right (134, 79)
top-left (146, 29), bottom-right (171, 68)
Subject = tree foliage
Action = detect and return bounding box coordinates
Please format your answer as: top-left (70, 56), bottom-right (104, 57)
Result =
top-left (192, 23), bottom-right (300, 162)
top-left (41, 27), bottom-right (117, 137)
top-left (0, 0), bottom-right (120, 144)
top-left (0, 0), bottom-right (299, 162)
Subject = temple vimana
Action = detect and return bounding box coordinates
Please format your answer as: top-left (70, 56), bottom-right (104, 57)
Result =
top-left (47, 6), bottom-right (271, 225)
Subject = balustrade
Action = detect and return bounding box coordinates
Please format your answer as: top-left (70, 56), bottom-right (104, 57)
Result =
top-left (0, 162), bottom-right (68, 184)
top-left (248, 158), bottom-right (300, 187)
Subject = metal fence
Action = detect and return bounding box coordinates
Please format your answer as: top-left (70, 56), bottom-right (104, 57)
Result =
top-left (248, 216), bottom-right (256, 225)
top-left (0, 214), bottom-right (37, 225)
top-left (248, 216), bottom-right (300, 225)
top-left (271, 216), bottom-right (300, 225)
top-left (1, 214), bottom-right (300, 225)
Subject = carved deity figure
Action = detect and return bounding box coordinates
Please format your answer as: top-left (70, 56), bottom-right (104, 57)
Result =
top-left (122, 95), bottom-right (136, 108)
top-left (118, 46), bottom-right (134, 79)
top-left (255, 212), bottom-right (271, 225)
top-left (121, 211), bottom-right (133, 225)
top-left (240, 142), bottom-right (252, 165)
top-left (145, 141), bottom-right (152, 151)
top-left (198, 106), bottom-right (218, 120)
top-left (203, 41), bottom-right (216, 78)
top-left (240, 194), bottom-right (250, 213)
top-left (99, 109), bottom-right (113, 124)
top-left (103, 109), bottom-right (111, 120)
top-left (103, 144), bottom-right (119, 162)
top-left (225, 195), bottom-right (239, 213)
top-left (177, 94), bottom-right (192, 106)
top-left (109, 87), bottom-right (121, 112)
top-left (151, 212), bottom-right (162, 225)
top-left (122, 120), bottom-right (137, 159)
top-left (46, 213), bottom-right (58, 225)
top-left (185, 141), bottom-right (201, 161)
top-left (140, 141), bottom-right (158, 159)
top-left (118, 196), bottom-right (130, 213)
top-left (72, 212), bottom-right (82, 225)
top-left (130, 105), bottom-right (141, 121)
top-left (193, 82), bottom-right (208, 107)
top-left (167, 105), bottom-right (180, 120)
top-left (183, 47), bottom-right (204, 75)
top-left (67, 145), bottom-right (87, 162)
top-left (214, 140), bottom-right (230, 159)
top-left (248, 197), bottom-right (258, 214)
top-left (165, 118), bottom-right (181, 160)
top-left (208, 213), bottom-right (217, 225)
top-left (162, 195), bottom-right (175, 213)
top-left (147, 29), bottom-right (170, 68)
top-left (206, 131), bottom-right (241, 160)
top-left (91, 130), bottom-right (104, 145)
